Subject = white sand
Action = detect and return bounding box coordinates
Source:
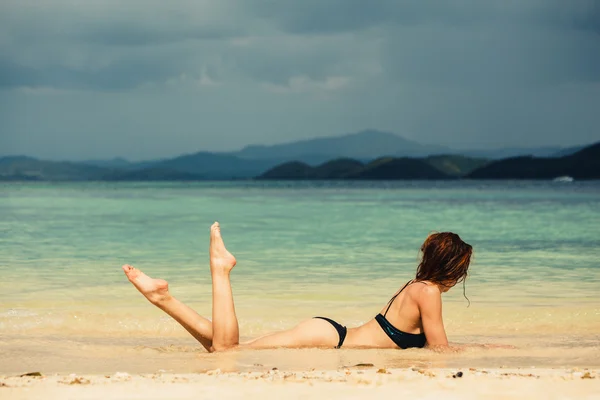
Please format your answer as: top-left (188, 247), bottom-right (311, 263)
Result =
top-left (2, 367), bottom-right (598, 400)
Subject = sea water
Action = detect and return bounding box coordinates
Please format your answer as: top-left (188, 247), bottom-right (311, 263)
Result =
top-left (1, 181), bottom-right (599, 373)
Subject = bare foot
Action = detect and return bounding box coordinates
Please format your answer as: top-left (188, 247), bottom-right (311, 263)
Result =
top-left (122, 264), bottom-right (171, 305)
top-left (210, 222), bottom-right (236, 275)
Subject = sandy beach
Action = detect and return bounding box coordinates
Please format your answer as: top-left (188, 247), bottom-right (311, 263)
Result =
top-left (2, 367), bottom-right (598, 400)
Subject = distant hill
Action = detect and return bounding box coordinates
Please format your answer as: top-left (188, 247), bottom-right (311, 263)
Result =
top-left (350, 157), bottom-right (451, 180)
top-left (2, 137), bottom-right (597, 181)
top-left (0, 156), bottom-right (107, 181)
top-left (467, 142), bottom-right (600, 179)
top-left (259, 161), bottom-right (315, 180)
top-left (0, 153), bottom-right (280, 181)
top-left (79, 157), bottom-right (132, 169)
top-left (313, 158), bottom-right (365, 179)
top-left (0, 153), bottom-right (279, 181)
top-left (234, 130), bottom-right (450, 161)
top-left (149, 151), bottom-right (281, 179)
top-left (573, 142), bottom-right (600, 159)
top-left (259, 154), bottom-right (489, 180)
top-left (460, 146), bottom-right (565, 159)
top-left (551, 145), bottom-right (587, 158)
top-left (425, 155), bottom-right (489, 177)
top-left (236, 130), bottom-right (587, 161)
top-left (260, 158), bottom-right (365, 180)
top-left (258, 157), bottom-right (451, 180)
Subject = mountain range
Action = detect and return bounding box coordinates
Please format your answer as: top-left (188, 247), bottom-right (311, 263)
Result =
top-left (258, 143), bottom-right (599, 180)
top-left (258, 155), bottom-right (488, 180)
top-left (232, 129), bottom-right (450, 161)
top-left (467, 142), bottom-right (600, 180)
top-left (0, 130), bottom-right (597, 181)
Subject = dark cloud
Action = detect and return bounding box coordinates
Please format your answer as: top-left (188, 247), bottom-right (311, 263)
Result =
top-left (244, 0), bottom-right (393, 34)
top-left (82, 25), bottom-right (241, 47)
top-left (247, 0), bottom-right (600, 34)
top-left (222, 34), bottom-right (374, 86)
top-left (0, 54), bottom-right (189, 90)
top-left (382, 25), bottom-right (600, 89)
top-left (2, 0), bottom-right (597, 90)
top-left (0, 0), bottom-right (599, 159)
top-left (0, 59), bottom-right (41, 88)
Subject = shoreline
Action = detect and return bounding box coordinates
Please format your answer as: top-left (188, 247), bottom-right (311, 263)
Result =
top-left (2, 367), bottom-right (598, 400)
top-left (3, 333), bottom-right (600, 378)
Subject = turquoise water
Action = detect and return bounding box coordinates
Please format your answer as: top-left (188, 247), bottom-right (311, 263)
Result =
top-left (1, 181), bottom-right (599, 372)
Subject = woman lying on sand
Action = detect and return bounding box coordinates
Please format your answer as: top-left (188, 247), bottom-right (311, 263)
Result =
top-left (123, 222), bottom-right (472, 353)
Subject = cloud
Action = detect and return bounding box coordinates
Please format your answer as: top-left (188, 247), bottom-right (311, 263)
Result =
top-left (1, 0), bottom-right (244, 45)
top-left (2, 0), bottom-right (598, 90)
top-left (0, 0), bottom-right (599, 159)
top-left (246, 0), bottom-right (600, 35)
top-left (264, 75), bottom-right (351, 94)
top-left (382, 23), bottom-right (600, 89)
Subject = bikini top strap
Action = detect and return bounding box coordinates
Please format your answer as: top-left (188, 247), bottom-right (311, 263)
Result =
top-left (383, 279), bottom-right (413, 317)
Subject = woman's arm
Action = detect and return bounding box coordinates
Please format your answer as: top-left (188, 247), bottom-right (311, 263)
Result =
top-left (418, 285), bottom-right (450, 349)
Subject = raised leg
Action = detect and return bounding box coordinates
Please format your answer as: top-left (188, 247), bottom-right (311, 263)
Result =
top-left (124, 223), bottom-right (339, 352)
top-left (122, 264), bottom-right (214, 352)
top-left (209, 222), bottom-right (239, 351)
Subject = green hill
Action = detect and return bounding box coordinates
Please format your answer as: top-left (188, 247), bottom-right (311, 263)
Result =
top-left (349, 157), bottom-right (451, 180)
top-left (258, 161), bottom-right (314, 179)
top-left (424, 155), bottom-right (489, 177)
top-left (312, 158), bottom-right (365, 179)
top-left (258, 157), bottom-right (451, 180)
top-left (2, 141), bottom-right (597, 182)
top-left (0, 156), bottom-right (106, 181)
top-left (467, 142), bottom-right (600, 179)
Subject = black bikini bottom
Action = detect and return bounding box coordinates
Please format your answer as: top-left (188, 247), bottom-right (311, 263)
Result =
top-left (314, 317), bottom-right (347, 348)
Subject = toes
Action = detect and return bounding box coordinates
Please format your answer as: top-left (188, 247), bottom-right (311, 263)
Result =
top-left (122, 264), bottom-right (140, 280)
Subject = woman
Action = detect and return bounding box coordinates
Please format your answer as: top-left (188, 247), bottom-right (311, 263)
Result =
top-left (123, 222), bottom-right (472, 353)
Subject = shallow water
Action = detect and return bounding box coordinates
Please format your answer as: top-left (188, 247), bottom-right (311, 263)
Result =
top-left (1, 181), bottom-right (599, 373)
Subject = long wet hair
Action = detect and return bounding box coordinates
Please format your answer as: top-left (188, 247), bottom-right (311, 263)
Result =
top-left (415, 232), bottom-right (473, 304)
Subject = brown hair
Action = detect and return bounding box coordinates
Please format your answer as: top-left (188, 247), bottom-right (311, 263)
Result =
top-left (415, 232), bottom-right (473, 302)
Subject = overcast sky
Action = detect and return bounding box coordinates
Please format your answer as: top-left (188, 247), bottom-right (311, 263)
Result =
top-left (1, 0), bottom-right (599, 160)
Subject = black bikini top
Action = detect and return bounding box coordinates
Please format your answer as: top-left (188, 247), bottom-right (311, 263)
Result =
top-left (375, 280), bottom-right (427, 349)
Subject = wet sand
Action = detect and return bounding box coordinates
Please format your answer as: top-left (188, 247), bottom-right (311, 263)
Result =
top-left (2, 367), bottom-right (598, 400)
top-left (2, 340), bottom-right (600, 399)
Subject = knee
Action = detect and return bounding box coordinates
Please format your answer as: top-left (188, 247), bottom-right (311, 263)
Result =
top-left (210, 343), bottom-right (238, 353)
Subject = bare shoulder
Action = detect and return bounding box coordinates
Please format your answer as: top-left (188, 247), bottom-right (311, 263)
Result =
top-left (414, 284), bottom-right (441, 306)
top-left (415, 283), bottom-right (440, 297)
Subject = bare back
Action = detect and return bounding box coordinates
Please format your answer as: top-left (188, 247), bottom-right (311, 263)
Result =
top-left (344, 280), bottom-right (447, 349)
top-left (379, 281), bottom-right (428, 334)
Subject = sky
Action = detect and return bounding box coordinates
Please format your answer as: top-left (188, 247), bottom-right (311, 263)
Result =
top-left (1, 0), bottom-right (599, 161)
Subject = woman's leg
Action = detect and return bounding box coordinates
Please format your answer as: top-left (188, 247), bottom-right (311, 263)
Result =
top-left (241, 318), bottom-right (340, 349)
top-left (123, 222), bottom-right (239, 353)
top-left (208, 222), bottom-right (240, 351)
top-left (122, 264), bottom-right (213, 351)
top-left (196, 222), bottom-right (339, 350)
top-left (124, 223), bottom-right (338, 351)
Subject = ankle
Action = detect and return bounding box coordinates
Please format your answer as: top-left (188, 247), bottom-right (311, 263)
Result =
top-left (149, 292), bottom-right (172, 306)
top-left (211, 271), bottom-right (231, 280)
